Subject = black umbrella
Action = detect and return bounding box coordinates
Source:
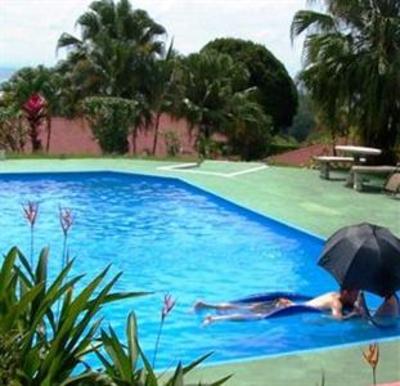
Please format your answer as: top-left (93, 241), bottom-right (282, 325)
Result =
top-left (318, 223), bottom-right (400, 296)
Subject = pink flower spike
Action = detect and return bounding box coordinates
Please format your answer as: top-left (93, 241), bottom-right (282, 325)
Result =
top-left (22, 201), bottom-right (39, 227)
top-left (59, 207), bottom-right (73, 236)
top-left (161, 294), bottom-right (176, 320)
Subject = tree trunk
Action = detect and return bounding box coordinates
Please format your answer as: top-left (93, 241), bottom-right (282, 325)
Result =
top-left (151, 112), bottom-right (162, 155)
top-left (29, 122), bottom-right (42, 152)
top-left (330, 129), bottom-right (337, 156)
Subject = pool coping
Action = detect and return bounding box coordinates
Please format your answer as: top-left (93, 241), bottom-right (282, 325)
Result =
top-left (1, 166), bottom-right (399, 379)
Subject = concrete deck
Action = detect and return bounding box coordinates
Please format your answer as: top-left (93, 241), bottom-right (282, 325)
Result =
top-left (0, 158), bottom-right (399, 385)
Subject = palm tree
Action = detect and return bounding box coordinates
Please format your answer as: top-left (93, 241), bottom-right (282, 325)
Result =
top-left (57, 0), bottom-right (168, 154)
top-left (291, 0), bottom-right (400, 162)
top-left (57, 0), bottom-right (166, 99)
top-left (176, 50), bottom-right (272, 160)
top-left (226, 90), bottom-right (272, 160)
top-left (177, 51), bottom-right (249, 142)
top-left (142, 43), bottom-right (179, 155)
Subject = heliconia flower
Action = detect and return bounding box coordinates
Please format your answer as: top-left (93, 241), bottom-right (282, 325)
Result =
top-left (363, 343), bottom-right (379, 369)
top-left (59, 207), bottom-right (73, 236)
top-left (161, 294), bottom-right (176, 320)
top-left (22, 201), bottom-right (39, 227)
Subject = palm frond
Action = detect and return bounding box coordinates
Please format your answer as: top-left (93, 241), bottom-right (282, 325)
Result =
top-left (291, 10), bottom-right (336, 42)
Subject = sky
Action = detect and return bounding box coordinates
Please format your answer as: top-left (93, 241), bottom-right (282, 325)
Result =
top-left (0, 0), bottom-right (307, 77)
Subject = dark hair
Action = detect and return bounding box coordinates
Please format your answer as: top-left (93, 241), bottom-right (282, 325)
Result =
top-left (340, 289), bottom-right (359, 308)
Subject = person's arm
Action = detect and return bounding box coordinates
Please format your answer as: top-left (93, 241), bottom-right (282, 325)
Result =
top-left (203, 312), bottom-right (265, 325)
top-left (341, 310), bottom-right (360, 320)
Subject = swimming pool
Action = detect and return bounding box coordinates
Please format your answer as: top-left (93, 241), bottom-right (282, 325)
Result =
top-left (0, 171), bottom-right (398, 368)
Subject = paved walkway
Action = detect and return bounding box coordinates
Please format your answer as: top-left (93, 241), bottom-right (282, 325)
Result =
top-left (1, 158), bottom-right (399, 385)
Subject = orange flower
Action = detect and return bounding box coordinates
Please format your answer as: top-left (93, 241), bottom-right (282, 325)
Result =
top-left (363, 343), bottom-right (379, 369)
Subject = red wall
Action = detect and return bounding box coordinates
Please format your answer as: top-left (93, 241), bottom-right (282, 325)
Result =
top-left (35, 114), bottom-right (197, 156)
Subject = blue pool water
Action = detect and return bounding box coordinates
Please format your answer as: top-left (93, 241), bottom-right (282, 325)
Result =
top-left (0, 171), bottom-right (398, 368)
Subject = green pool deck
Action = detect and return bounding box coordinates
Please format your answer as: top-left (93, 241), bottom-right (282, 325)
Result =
top-left (0, 158), bottom-right (399, 385)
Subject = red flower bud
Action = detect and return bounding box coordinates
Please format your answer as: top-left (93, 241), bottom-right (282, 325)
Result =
top-left (161, 294), bottom-right (176, 320)
top-left (22, 201), bottom-right (39, 227)
top-left (59, 207), bottom-right (73, 236)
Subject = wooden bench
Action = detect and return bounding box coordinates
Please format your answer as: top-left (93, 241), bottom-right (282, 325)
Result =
top-left (313, 156), bottom-right (354, 179)
top-left (350, 165), bottom-right (398, 191)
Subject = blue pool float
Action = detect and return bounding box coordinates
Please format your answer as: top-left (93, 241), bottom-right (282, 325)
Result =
top-left (234, 292), bottom-right (399, 326)
top-left (231, 291), bottom-right (322, 319)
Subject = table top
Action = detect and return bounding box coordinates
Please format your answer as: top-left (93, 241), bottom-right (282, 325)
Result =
top-left (335, 145), bottom-right (382, 155)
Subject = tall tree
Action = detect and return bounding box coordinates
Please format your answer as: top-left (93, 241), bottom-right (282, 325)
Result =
top-left (291, 0), bottom-right (400, 162)
top-left (177, 51), bottom-right (272, 160)
top-left (143, 43), bottom-right (179, 155)
top-left (202, 38), bottom-right (298, 132)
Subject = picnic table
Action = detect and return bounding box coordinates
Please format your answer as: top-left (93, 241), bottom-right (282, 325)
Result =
top-left (335, 145), bottom-right (382, 164)
top-left (335, 145), bottom-right (383, 188)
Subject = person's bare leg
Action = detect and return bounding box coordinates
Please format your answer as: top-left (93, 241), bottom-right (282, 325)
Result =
top-left (194, 300), bottom-right (249, 312)
top-left (203, 313), bottom-right (265, 325)
top-left (276, 298), bottom-right (295, 307)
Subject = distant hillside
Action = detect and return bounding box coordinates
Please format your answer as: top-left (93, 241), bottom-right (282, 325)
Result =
top-left (0, 67), bottom-right (16, 83)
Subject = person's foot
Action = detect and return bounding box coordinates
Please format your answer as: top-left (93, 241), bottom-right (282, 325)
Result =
top-left (193, 300), bottom-right (207, 311)
top-left (202, 315), bottom-right (214, 326)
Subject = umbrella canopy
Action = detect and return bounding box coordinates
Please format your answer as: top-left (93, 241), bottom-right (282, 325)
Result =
top-left (318, 223), bottom-right (400, 296)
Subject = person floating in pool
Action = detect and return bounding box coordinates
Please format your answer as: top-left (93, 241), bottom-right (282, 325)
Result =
top-left (194, 289), bottom-right (364, 325)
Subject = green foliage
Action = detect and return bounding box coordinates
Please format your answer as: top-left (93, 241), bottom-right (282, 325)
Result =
top-left (202, 38), bottom-right (298, 132)
top-left (95, 313), bottom-right (232, 386)
top-left (57, 0), bottom-right (167, 101)
top-left (144, 43), bottom-right (180, 155)
top-left (1, 66), bottom-right (59, 111)
top-left (292, 0), bottom-right (400, 163)
top-left (177, 50), bottom-right (249, 137)
top-left (287, 92), bottom-right (316, 142)
top-left (56, 0), bottom-right (171, 151)
top-left (269, 134), bottom-right (299, 155)
top-left (0, 246), bottom-right (146, 385)
top-left (0, 331), bottom-right (23, 385)
top-left (0, 246), bottom-right (225, 385)
top-left (164, 130), bottom-right (181, 157)
top-left (83, 97), bottom-right (137, 154)
top-left (0, 65), bottom-right (64, 152)
top-left (226, 91), bottom-right (273, 160)
top-left (0, 106), bottom-right (27, 152)
top-left (176, 51), bottom-right (272, 160)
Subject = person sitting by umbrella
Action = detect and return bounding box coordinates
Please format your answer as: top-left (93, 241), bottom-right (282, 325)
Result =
top-left (318, 223), bottom-right (400, 326)
top-left (375, 293), bottom-right (400, 317)
top-left (195, 288), bottom-right (365, 325)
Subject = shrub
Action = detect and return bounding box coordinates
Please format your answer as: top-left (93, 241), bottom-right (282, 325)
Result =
top-left (83, 97), bottom-right (137, 154)
top-left (0, 106), bottom-right (27, 152)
